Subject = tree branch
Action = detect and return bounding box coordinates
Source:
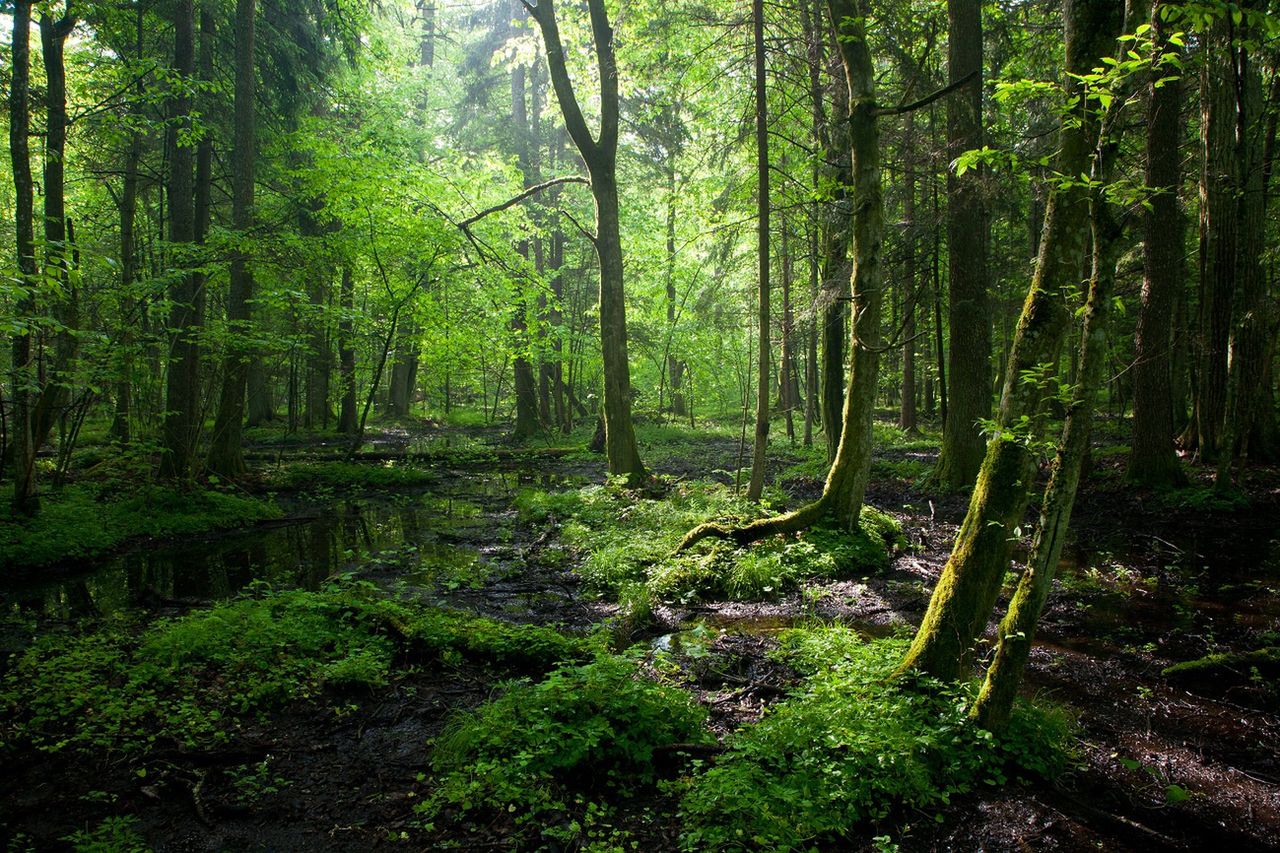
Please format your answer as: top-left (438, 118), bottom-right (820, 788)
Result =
top-left (458, 175), bottom-right (589, 227)
top-left (871, 69), bottom-right (978, 117)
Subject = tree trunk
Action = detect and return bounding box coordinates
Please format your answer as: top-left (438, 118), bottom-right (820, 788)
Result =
top-left (677, 0), bottom-right (883, 550)
top-left (1190, 14), bottom-right (1238, 462)
top-left (29, 10), bottom-right (80, 462)
top-left (1216, 5), bottom-right (1270, 487)
top-left (337, 267), bottom-right (358, 434)
top-left (8, 1), bottom-right (38, 515)
top-left (208, 0), bottom-right (258, 477)
top-left (973, 166), bottom-right (1126, 731)
top-left (746, 0), bottom-right (771, 501)
top-left (1127, 0), bottom-right (1186, 489)
top-left (899, 114), bottom-right (918, 433)
top-left (529, 0), bottom-right (644, 482)
top-left (160, 0), bottom-right (201, 481)
top-left (897, 0), bottom-right (1123, 682)
top-left (932, 0), bottom-right (991, 490)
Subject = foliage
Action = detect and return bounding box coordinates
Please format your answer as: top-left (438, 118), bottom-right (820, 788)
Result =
top-left (62, 816), bottom-right (149, 853)
top-left (0, 484), bottom-right (278, 570)
top-left (0, 582), bottom-right (586, 755)
top-left (679, 627), bottom-right (1071, 850)
top-left (418, 654), bottom-right (710, 847)
top-left (518, 481), bottom-right (901, 603)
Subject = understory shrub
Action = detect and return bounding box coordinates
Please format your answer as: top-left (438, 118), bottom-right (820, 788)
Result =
top-left (419, 654), bottom-right (710, 846)
top-left (679, 627), bottom-right (1071, 850)
top-left (0, 582), bottom-right (586, 755)
top-left (518, 481), bottom-right (902, 603)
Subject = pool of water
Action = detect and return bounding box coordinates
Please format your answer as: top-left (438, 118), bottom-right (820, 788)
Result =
top-left (2, 468), bottom-right (582, 621)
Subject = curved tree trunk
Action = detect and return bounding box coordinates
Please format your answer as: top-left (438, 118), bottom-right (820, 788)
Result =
top-left (679, 0), bottom-right (883, 550)
top-left (897, 0), bottom-right (1123, 682)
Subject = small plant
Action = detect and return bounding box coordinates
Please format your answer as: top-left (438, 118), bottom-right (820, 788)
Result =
top-left (228, 756), bottom-right (291, 803)
top-left (678, 627), bottom-right (1070, 850)
top-left (62, 816), bottom-right (149, 853)
top-left (418, 655), bottom-right (711, 848)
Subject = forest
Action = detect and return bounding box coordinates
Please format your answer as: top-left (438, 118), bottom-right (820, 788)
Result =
top-left (1, 0), bottom-right (1278, 849)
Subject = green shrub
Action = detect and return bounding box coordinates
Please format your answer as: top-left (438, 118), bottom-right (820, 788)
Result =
top-left (419, 655), bottom-right (710, 845)
top-left (679, 627), bottom-right (1070, 850)
top-left (0, 583), bottom-right (587, 755)
top-left (519, 481), bottom-right (901, 603)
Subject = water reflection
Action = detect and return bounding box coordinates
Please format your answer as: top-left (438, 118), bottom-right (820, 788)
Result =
top-left (3, 468), bottom-right (582, 621)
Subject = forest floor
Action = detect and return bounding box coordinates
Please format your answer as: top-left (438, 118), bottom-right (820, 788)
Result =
top-left (2, 417), bottom-right (1278, 851)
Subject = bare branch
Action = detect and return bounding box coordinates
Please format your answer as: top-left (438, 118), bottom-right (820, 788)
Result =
top-left (457, 175), bottom-right (588, 227)
top-left (871, 69), bottom-right (978, 117)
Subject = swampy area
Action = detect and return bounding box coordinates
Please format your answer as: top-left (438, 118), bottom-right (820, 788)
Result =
top-left (2, 419), bottom-right (1276, 852)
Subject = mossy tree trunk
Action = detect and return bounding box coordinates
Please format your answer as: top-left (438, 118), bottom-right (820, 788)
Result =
top-left (897, 0), bottom-right (1123, 682)
top-left (973, 76), bottom-right (1131, 725)
top-left (527, 0), bottom-right (644, 483)
top-left (677, 0), bottom-right (883, 550)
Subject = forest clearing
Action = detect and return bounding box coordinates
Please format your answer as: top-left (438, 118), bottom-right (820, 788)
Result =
top-left (2, 0), bottom-right (1279, 850)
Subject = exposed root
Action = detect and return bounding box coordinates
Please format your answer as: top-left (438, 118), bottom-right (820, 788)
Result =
top-left (674, 497), bottom-right (830, 553)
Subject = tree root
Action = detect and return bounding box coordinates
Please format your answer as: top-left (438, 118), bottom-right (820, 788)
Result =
top-left (674, 497), bottom-right (830, 553)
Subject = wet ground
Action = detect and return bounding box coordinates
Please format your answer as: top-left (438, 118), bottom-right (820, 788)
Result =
top-left (2, 423), bottom-right (1278, 850)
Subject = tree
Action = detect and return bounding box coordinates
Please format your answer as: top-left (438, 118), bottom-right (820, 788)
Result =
top-left (931, 0), bottom-right (991, 491)
top-left (1127, 0), bottom-right (1187, 488)
top-left (159, 0), bottom-right (201, 481)
top-left (897, 0), bottom-right (1124, 682)
top-left (525, 0), bottom-right (645, 482)
top-left (745, 0), bottom-right (771, 502)
top-left (208, 0), bottom-right (259, 477)
top-left (678, 0), bottom-right (886, 548)
top-left (8, 0), bottom-right (38, 515)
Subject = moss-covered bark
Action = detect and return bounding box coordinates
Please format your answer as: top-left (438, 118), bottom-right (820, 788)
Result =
top-left (677, 0), bottom-right (882, 552)
top-left (897, 0), bottom-right (1123, 682)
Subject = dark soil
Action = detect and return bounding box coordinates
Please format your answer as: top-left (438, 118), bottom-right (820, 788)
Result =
top-left (3, 421), bottom-right (1278, 851)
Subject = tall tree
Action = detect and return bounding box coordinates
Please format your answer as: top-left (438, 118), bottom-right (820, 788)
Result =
top-left (525, 0), bottom-right (645, 482)
top-left (678, 0), bottom-right (886, 549)
top-left (931, 0), bottom-right (991, 490)
top-left (1127, 0), bottom-right (1187, 488)
top-left (8, 0), bottom-right (38, 514)
top-left (29, 7), bottom-right (81, 461)
top-left (898, 0), bottom-right (1124, 681)
top-left (746, 0), bottom-right (771, 502)
top-left (159, 0), bottom-right (200, 480)
top-left (208, 0), bottom-right (259, 477)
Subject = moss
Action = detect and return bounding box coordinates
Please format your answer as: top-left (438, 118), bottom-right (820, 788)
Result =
top-left (520, 481), bottom-right (901, 603)
top-left (0, 484), bottom-right (279, 571)
top-left (1162, 647), bottom-right (1280, 681)
top-left (0, 582), bottom-right (589, 755)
